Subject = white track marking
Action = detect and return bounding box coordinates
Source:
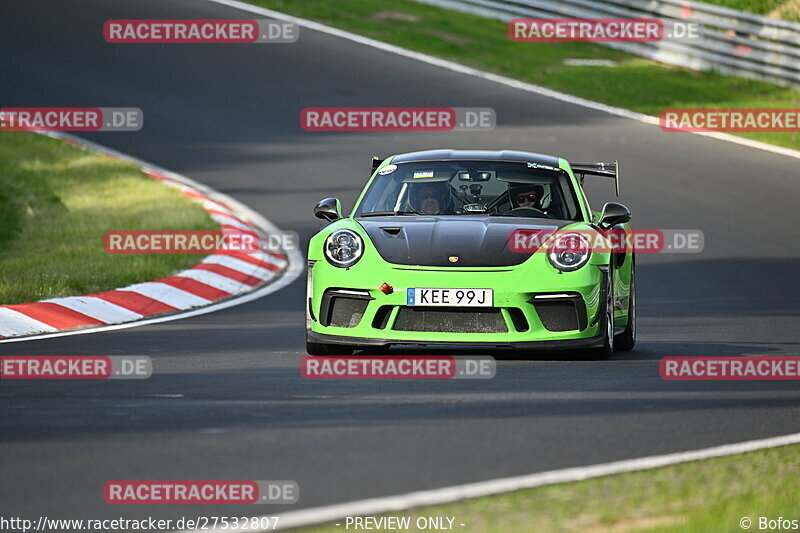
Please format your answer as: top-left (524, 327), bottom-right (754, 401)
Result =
top-left (40, 297), bottom-right (143, 323)
top-left (178, 431), bottom-right (800, 532)
top-left (121, 282), bottom-right (211, 309)
top-left (202, 201), bottom-right (237, 216)
top-left (211, 213), bottom-right (254, 230)
top-left (204, 0), bottom-right (800, 162)
top-left (200, 255), bottom-right (277, 280)
top-left (248, 251), bottom-right (288, 269)
top-left (0, 308), bottom-right (59, 337)
top-left (175, 269), bottom-right (250, 294)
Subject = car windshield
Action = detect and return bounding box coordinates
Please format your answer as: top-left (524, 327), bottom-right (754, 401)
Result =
top-left (356, 160), bottom-right (582, 220)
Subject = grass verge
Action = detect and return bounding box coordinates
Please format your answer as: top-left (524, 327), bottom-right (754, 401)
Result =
top-left (297, 443), bottom-right (800, 533)
top-left (0, 132), bottom-right (217, 305)
top-left (702, 0), bottom-right (799, 21)
top-left (248, 0), bottom-right (800, 150)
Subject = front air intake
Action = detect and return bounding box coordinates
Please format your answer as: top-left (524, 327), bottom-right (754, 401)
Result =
top-left (393, 307), bottom-right (507, 333)
top-left (320, 289), bottom-right (373, 328)
top-left (530, 294), bottom-right (587, 332)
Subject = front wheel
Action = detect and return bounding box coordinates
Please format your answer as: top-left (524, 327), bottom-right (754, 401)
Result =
top-left (615, 260), bottom-right (636, 352)
top-left (586, 272), bottom-right (614, 360)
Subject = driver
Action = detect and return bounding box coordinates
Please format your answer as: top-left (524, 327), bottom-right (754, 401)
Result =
top-left (410, 181), bottom-right (451, 215)
top-left (510, 184), bottom-right (544, 210)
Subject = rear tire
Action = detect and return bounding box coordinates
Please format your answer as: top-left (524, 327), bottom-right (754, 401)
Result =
top-left (615, 259), bottom-right (636, 352)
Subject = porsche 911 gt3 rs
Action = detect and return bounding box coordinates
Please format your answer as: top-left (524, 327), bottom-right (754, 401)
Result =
top-left (306, 149), bottom-right (635, 359)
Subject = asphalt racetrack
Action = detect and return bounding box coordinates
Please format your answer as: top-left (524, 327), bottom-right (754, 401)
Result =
top-left (1, 0), bottom-right (799, 525)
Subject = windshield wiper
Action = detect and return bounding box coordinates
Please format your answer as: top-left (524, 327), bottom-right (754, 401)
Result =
top-left (489, 210), bottom-right (554, 218)
top-left (360, 210), bottom-right (422, 217)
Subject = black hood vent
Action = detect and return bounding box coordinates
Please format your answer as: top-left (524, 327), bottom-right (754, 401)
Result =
top-left (358, 216), bottom-right (569, 267)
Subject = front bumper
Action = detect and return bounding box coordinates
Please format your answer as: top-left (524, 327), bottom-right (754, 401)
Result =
top-left (307, 329), bottom-right (606, 350)
top-left (307, 256), bottom-right (607, 349)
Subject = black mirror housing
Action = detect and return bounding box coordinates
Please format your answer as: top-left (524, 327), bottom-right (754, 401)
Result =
top-left (372, 156), bottom-right (383, 175)
top-left (599, 202), bottom-right (631, 228)
top-left (314, 197), bottom-right (342, 222)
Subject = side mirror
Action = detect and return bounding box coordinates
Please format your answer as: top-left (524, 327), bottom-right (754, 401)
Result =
top-left (372, 156), bottom-right (383, 176)
top-left (314, 197), bottom-right (342, 222)
top-left (599, 202), bottom-right (631, 228)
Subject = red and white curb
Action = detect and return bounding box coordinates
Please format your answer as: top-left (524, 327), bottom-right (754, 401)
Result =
top-left (0, 132), bottom-right (302, 343)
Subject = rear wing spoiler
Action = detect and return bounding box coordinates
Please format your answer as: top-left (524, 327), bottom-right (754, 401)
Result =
top-left (570, 160), bottom-right (619, 197)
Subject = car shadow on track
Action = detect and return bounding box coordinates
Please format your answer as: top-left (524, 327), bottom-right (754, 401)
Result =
top-left (355, 340), bottom-right (796, 361)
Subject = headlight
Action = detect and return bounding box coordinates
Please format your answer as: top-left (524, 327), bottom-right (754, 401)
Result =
top-left (548, 232), bottom-right (591, 271)
top-left (324, 229), bottom-right (363, 268)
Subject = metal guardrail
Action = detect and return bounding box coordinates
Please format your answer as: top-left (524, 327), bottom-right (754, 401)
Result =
top-left (415, 0), bottom-right (800, 88)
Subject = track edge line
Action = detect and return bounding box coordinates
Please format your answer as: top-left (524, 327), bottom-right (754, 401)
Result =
top-left (176, 431), bottom-right (800, 532)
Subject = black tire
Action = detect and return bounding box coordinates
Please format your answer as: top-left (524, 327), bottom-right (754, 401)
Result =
top-left (615, 259), bottom-right (636, 352)
top-left (305, 339), bottom-right (356, 356)
top-left (586, 272), bottom-right (614, 360)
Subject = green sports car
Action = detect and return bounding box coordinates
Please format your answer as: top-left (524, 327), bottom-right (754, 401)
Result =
top-left (305, 150), bottom-right (635, 359)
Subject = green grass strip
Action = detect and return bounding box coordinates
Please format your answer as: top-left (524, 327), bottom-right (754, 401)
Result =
top-left (703, 0), bottom-right (789, 18)
top-left (0, 132), bottom-right (217, 305)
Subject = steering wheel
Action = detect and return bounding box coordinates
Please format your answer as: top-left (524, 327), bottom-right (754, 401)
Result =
top-left (501, 207), bottom-right (551, 218)
top-left (484, 190), bottom-right (511, 214)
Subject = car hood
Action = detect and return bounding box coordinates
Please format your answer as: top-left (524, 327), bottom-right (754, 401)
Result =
top-left (357, 216), bottom-right (574, 267)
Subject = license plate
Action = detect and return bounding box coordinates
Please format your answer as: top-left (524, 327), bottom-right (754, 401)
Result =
top-left (407, 288), bottom-right (493, 307)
